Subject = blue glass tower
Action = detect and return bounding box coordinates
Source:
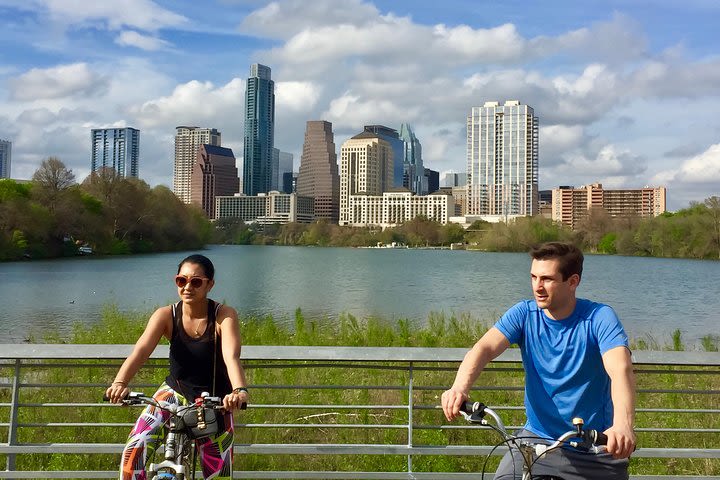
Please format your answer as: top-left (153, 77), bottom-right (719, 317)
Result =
top-left (399, 124), bottom-right (425, 194)
top-left (90, 127), bottom-right (140, 178)
top-left (243, 64), bottom-right (275, 195)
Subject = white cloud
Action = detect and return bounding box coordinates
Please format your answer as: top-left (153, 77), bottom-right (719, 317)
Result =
top-left (238, 0), bottom-right (380, 39)
top-left (129, 79), bottom-right (241, 130)
top-left (8, 63), bottom-right (110, 101)
top-left (115, 30), bottom-right (172, 51)
top-left (652, 143), bottom-right (720, 185)
top-left (40, 0), bottom-right (187, 31)
top-left (275, 81), bottom-right (321, 112)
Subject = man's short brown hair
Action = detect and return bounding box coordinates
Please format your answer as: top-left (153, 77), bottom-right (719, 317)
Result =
top-left (529, 242), bottom-right (584, 281)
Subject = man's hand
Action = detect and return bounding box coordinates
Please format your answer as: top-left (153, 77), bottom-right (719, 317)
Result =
top-left (604, 423), bottom-right (636, 459)
top-left (441, 388), bottom-right (468, 421)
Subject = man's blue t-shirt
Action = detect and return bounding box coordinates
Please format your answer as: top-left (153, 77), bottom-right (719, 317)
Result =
top-left (494, 298), bottom-right (629, 439)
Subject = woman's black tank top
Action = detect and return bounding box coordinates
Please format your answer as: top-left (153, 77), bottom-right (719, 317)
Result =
top-left (165, 299), bottom-right (232, 400)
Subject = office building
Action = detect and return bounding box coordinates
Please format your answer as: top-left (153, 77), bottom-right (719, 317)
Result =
top-left (90, 128), bottom-right (139, 178)
top-left (174, 126), bottom-right (221, 204)
top-left (467, 100), bottom-right (539, 218)
top-left (339, 131), bottom-right (394, 225)
top-left (399, 124), bottom-right (426, 194)
top-left (441, 171), bottom-right (467, 188)
top-left (271, 149), bottom-right (293, 193)
top-left (0, 139), bottom-right (10, 178)
top-left (215, 191), bottom-right (314, 225)
top-left (345, 191), bottom-right (453, 228)
top-left (425, 168), bottom-right (440, 194)
top-left (297, 121), bottom-right (340, 223)
top-left (243, 63), bottom-right (275, 196)
top-left (190, 145), bottom-right (239, 218)
top-left (363, 125), bottom-right (404, 189)
top-left (552, 183), bottom-right (667, 230)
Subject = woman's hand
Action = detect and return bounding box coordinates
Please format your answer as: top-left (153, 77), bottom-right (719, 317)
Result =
top-left (222, 388), bottom-right (248, 411)
top-left (105, 381), bottom-right (129, 404)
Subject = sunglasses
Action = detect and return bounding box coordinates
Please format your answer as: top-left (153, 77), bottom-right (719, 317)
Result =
top-left (175, 275), bottom-right (209, 288)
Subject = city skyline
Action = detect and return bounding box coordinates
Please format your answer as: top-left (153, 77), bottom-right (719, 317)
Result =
top-left (1, 1), bottom-right (719, 210)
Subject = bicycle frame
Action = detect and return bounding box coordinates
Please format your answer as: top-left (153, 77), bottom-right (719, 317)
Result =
top-left (113, 392), bottom-right (225, 480)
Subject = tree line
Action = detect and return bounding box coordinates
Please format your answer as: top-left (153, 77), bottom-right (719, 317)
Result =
top-left (0, 157), bottom-right (211, 261)
top-left (214, 196), bottom-right (720, 260)
top-left (2, 157), bottom-right (717, 261)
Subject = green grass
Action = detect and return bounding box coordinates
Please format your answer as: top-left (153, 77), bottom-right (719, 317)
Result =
top-left (1, 307), bottom-right (718, 477)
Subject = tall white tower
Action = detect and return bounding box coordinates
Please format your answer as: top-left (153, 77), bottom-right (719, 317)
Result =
top-left (466, 100), bottom-right (538, 217)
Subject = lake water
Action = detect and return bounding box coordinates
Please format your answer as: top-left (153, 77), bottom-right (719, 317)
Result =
top-left (1, 245), bottom-right (717, 346)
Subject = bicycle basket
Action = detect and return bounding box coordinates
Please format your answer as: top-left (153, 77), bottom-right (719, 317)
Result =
top-left (180, 406), bottom-right (219, 439)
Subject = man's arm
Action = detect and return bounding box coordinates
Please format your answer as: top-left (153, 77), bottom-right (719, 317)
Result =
top-left (441, 327), bottom-right (510, 421)
top-left (602, 345), bottom-right (637, 459)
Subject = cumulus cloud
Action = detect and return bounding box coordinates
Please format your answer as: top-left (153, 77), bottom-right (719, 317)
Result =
top-left (8, 63), bottom-right (110, 101)
top-left (115, 30), bottom-right (172, 51)
top-left (275, 81), bottom-right (321, 112)
top-left (35, 0), bottom-right (187, 31)
top-left (129, 78), bottom-right (246, 129)
top-left (238, 0), bottom-right (380, 39)
top-left (652, 143), bottom-right (720, 185)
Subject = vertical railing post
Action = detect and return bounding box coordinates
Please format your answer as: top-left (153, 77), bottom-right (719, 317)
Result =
top-left (407, 362), bottom-right (414, 475)
top-left (6, 359), bottom-right (21, 475)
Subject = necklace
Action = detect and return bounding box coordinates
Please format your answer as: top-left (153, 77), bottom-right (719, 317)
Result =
top-left (193, 319), bottom-right (207, 337)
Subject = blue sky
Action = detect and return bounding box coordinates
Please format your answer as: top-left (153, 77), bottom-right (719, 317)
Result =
top-left (1, 0), bottom-right (719, 210)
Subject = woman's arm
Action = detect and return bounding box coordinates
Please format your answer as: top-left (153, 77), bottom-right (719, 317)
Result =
top-left (105, 306), bottom-right (172, 403)
top-left (217, 305), bottom-right (249, 411)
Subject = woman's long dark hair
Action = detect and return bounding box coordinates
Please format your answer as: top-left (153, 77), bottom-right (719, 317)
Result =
top-left (177, 254), bottom-right (215, 280)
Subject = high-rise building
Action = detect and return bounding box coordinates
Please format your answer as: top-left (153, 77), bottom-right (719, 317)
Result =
top-left (271, 148), bottom-right (293, 193)
top-left (190, 145), bottom-right (239, 218)
top-left (363, 125), bottom-right (404, 189)
top-left (441, 171), bottom-right (467, 188)
top-left (278, 151), bottom-right (293, 193)
top-left (339, 131), bottom-right (394, 225)
top-left (467, 100), bottom-right (539, 217)
top-left (425, 168), bottom-right (440, 194)
top-left (174, 126), bottom-right (221, 204)
top-left (552, 183), bottom-right (667, 230)
top-left (90, 128), bottom-right (139, 178)
top-left (0, 139), bottom-right (11, 179)
top-left (297, 121), bottom-right (340, 223)
top-left (399, 124), bottom-right (426, 194)
top-left (243, 63), bottom-right (275, 196)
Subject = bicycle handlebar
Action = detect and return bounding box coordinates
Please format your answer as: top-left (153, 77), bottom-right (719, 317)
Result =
top-left (460, 400), bottom-right (607, 447)
top-left (103, 391), bottom-right (246, 410)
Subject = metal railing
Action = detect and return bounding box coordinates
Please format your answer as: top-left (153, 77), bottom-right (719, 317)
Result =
top-left (0, 344), bottom-right (718, 479)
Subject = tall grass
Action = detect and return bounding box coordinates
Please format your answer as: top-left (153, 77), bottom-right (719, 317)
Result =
top-left (2, 307), bottom-right (718, 477)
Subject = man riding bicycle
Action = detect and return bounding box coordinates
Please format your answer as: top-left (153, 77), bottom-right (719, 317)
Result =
top-left (442, 242), bottom-right (636, 479)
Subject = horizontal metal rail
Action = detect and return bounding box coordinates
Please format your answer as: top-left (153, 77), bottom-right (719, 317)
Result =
top-left (0, 344), bottom-right (718, 479)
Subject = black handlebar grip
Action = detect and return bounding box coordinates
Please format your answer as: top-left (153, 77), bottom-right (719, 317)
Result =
top-left (460, 401), bottom-right (485, 414)
top-left (102, 394), bottom-right (110, 402)
top-left (590, 430), bottom-right (608, 445)
top-left (240, 402), bottom-right (247, 410)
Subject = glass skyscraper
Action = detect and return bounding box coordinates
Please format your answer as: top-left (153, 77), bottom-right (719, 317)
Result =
top-left (0, 139), bottom-right (11, 178)
top-left (399, 123), bottom-right (425, 194)
top-left (243, 64), bottom-right (275, 196)
top-left (90, 128), bottom-right (140, 178)
top-left (467, 100), bottom-right (538, 216)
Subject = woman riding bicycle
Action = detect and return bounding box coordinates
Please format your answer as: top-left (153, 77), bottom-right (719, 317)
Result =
top-left (442, 242), bottom-right (636, 480)
top-left (105, 254), bottom-right (249, 480)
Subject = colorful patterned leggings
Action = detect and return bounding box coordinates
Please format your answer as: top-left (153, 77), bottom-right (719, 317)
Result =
top-left (120, 383), bottom-right (234, 480)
